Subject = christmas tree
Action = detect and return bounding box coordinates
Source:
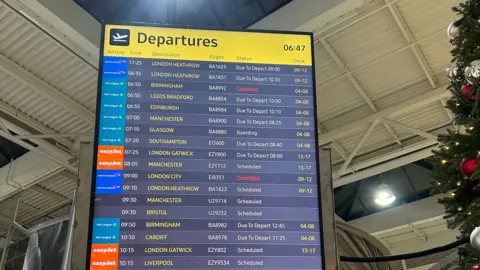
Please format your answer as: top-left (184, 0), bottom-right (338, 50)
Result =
top-left (430, 0), bottom-right (480, 268)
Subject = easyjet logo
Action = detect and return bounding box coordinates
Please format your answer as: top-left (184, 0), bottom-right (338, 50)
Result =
top-left (92, 247), bottom-right (117, 254)
top-left (98, 161), bottom-right (121, 167)
top-left (91, 260), bottom-right (116, 266)
top-left (99, 149), bottom-right (122, 155)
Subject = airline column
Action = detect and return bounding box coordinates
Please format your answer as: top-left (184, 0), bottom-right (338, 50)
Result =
top-left (90, 56), bottom-right (128, 269)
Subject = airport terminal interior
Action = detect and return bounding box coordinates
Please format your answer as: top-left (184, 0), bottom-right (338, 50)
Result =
top-left (0, 0), bottom-right (479, 269)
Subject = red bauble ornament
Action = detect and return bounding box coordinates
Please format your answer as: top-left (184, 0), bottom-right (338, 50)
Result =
top-left (473, 264), bottom-right (480, 270)
top-left (460, 158), bottom-right (479, 178)
top-left (462, 84), bottom-right (477, 100)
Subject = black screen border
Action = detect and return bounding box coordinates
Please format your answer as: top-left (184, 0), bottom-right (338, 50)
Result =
top-left (85, 22), bottom-right (326, 270)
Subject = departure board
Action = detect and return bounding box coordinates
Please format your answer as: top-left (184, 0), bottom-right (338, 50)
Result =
top-left (87, 24), bottom-right (323, 270)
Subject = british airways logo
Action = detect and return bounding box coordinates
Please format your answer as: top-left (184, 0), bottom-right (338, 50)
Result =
top-left (96, 170), bottom-right (122, 194)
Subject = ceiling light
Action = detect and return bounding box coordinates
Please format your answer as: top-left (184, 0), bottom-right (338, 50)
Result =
top-left (374, 184), bottom-right (396, 206)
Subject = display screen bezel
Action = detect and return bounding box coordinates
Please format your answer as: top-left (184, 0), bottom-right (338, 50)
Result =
top-left (85, 22), bottom-right (326, 270)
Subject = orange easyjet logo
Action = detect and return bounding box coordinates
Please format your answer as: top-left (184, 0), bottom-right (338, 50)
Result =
top-left (90, 244), bottom-right (118, 270)
top-left (98, 161), bottom-right (122, 167)
top-left (97, 146), bottom-right (123, 170)
top-left (99, 148), bottom-right (122, 155)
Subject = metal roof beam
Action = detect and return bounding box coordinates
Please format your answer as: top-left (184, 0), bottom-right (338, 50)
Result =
top-left (408, 224), bottom-right (427, 242)
top-left (385, 0), bottom-right (437, 89)
top-left (59, 171), bottom-right (78, 183)
top-left (18, 202), bottom-right (54, 219)
top-left (0, 100), bottom-right (73, 148)
top-left (14, 133), bottom-right (91, 140)
top-left (2, 0), bottom-right (99, 67)
top-left (318, 86), bottom-right (450, 144)
top-left (316, 0), bottom-right (402, 40)
top-left (318, 28), bottom-right (443, 87)
top-left (318, 123), bottom-right (348, 159)
top-left (334, 121), bottom-right (377, 180)
top-left (334, 144), bottom-right (437, 187)
top-left (380, 118), bottom-right (439, 142)
top-left (320, 39), bottom-right (402, 146)
top-left (250, 0), bottom-right (364, 32)
top-left (0, 129), bottom-right (77, 174)
top-left (0, 53), bottom-right (95, 123)
top-left (0, 116), bottom-right (74, 161)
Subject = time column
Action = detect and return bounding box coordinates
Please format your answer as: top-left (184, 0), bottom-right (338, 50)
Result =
top-left (90, 56), bottom-right (128, 269)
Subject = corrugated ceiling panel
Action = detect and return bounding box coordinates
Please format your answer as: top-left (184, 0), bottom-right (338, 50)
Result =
top-left (375, 80), bottom-right (432, 110)
top-left (336, 124), bottom-right (392, 154)
top-left (415, 218), bottom-right (447, 231)
top-left (0, 72), bottom-right (91, 133)
top-left (396, 0), bottom-right (459, 41)
top-left (14, 207), bottom-right (37, 225)
top-left (390, 102), bottom-right (451, 138)
top-left (374, 226), bottom-right (413, 240)
top-left (314, 43), bottom-right (344, 85)
top-left (49, 204), bottom-right (72, 217)
top-left (316, 77), bottom-right (367, 122)
top-left (39, 174), bottom-right (76, 198)
top-left (0, 196), bottom-right (16, 218)
top-left (406, 249), bottom-right (455, 269)
top-left (0, 3), bottom-right (97, 112)
top-left (321, 104), bottom-right (373, 131)
top-left (357, 125), bottom-right (396, 156)
top-left (353, 49), bottom-right (426, 102)
top-left (418, 33), bottom-right (452, 76)
top-left (330, 147), bottom-right (342, 163)
top-left (20, 189), bottom-right (58, 214)
top-left (326, 8), bottom-right (406, 70)
top-left (436, 74), bottom-right (449, 87)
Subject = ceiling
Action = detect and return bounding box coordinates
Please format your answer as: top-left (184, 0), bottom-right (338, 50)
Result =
top-left (0, 0), bottom-right (461, 267)
top-left (334, 162), bottom-right (434, 221)
top-left (74, 0), bottom-right (294, 29)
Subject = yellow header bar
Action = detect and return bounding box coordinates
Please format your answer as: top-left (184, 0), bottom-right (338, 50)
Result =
top-left (103, 25), bottom-right (312, 66)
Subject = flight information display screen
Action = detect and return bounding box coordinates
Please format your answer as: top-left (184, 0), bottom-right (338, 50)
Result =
top-left (87, 24), bottom-right (322, 270)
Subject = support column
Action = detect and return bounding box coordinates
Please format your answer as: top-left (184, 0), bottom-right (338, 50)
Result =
top-left (0, 195), bottom-right (21, 269)
top-left (319, 145), bottom-right (339, 270)
top-left (70, 142), bottom-right (93, 270)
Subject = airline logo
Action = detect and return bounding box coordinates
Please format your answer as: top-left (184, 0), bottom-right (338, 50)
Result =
top-left (101, 126), bottom-right (122, 132)
top-left (90, 258), bottom-right (117, 270)
top-left (98, 146), bottom-right (123, 155)
top-left (103, 103), bottom-right (123, 109)
top-left (97, 146), bottom-right (123, 170)
top-left (97, 160), bottom-right (123, 170)
top-left (109, 29), bottom-right (130, 46)
top-left (96, 170), bottom-right (122, 194)
top-left (104, 58), bottom-right (126, 65)
top-left (90, 244), bottom-right (119, 265)
top-left (102, 78), bottom-right (126, 91)
top-left (92, 247), bottom-right (117, 254)
top-left (102, 115), bottom-right (122, 120)
top-left (91, 244), bottom-right (119, 255)
top-left (103, 56), bottom-right (128, 79)
top-left (103, 70), bottom-right (126, 76)
top-left (101, 92), bottom-right (125, 112)
top-left (92, 218), bottom-right (120, 244)
top-left (99, 113), bottom-right (125, 129)
top-left (102, 91), bottom-right (124, 97)
top-left (98, 135), bottom-right (124, 146)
